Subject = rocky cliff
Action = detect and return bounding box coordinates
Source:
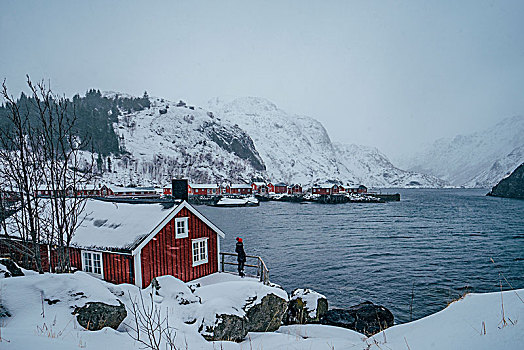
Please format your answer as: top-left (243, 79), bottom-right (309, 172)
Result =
top-left (487, 163), bottom-right (524, 199)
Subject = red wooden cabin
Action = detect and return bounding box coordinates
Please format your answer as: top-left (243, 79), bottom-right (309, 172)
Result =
top-left (251, 182), bottom-right (266, 192)
top-left (274, 183), bottom-right (288, 194)
top-left (1, 199), bottom-right (225, 288)
top-left (312, 184), bottom-right (340, 195)
top-left (287, 184), bottom-right (302, 195)
top-left (346, 185), bottom-right (368, 194)
top-left (267, 183), bottom-right (275, 193)
top-left (227, 184), bottom-right (253, 195)
top-left (190, 184), bottom-right (219, 196)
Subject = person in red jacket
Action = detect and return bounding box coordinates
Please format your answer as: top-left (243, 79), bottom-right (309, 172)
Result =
top-left (235, 237), bottom-right (246, 277)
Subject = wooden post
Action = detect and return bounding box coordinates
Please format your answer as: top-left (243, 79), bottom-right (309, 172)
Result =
top-left (220, 253), bottom-right (224, 272)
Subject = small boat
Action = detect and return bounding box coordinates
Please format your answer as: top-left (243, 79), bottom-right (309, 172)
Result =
top-left (212, 197), bottom-right (259, 207)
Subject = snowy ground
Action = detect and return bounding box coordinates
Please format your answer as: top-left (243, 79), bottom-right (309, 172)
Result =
top-left (1, 271), bottom-right (523, 349)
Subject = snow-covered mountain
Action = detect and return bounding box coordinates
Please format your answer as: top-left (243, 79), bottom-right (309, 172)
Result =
top-left (210, 97), bottom-right (444, 188)
top-left (334, 143), bottom-right (447, 188)
top-left (95, 93), bottom-right (445, 188)
top-left (209, 97), bottom-right (345, 184)
top-left (102, 96), bottom-right (266, 186)
top-left (400, 116), bottom-right (524, 187)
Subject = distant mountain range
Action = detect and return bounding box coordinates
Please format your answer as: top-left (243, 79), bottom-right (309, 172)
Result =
top-left (399, 116), bottom-right (524, 188)
top-left (4, 89), bottom-right (518, 188)
top-left (100, 94), bottom-right (444, 188)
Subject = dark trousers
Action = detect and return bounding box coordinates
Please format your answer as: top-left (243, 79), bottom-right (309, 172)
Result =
top-left (238, 260), bottom-right (245, 276)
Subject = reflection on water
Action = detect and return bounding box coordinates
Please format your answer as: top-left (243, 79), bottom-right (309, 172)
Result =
top-left (198, 189), bottom-right (524, 323)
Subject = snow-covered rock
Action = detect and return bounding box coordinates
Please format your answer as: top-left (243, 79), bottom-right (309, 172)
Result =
top-left (320, 301), bottom-right (394, 336)
top-left (192, 273), bottom-right (288, 340)
top-left (0, 259), bottom-right (24, 278)
top-left (401, 115), bottom-right (524, 187)
top-left (286, 288), bottom-right (328, 324)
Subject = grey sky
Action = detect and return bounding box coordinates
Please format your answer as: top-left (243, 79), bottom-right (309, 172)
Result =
top-left (1, 0), bottom-right (523, 160)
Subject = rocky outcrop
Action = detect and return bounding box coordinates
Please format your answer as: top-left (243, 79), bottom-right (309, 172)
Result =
top-left (74, 300), bottom-right (127, 331)
top-left (0, 258), bottom-right (24, 278)
top-left (200, 292), bottom-right (288, 342)
top-left (245, 293), bottom-right (288, 332)
top-left (204, 314), bottom-right (247, 342)
top-left (487, 163), bottom-right (524, 199)
top-left (320, 301), bottom-right (394, 336)
top-left (206, 122), bottom-right (266, 172)
top-left (285, 288), bottom-right (328, 324)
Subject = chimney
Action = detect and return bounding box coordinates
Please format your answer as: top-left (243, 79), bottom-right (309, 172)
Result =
top-left (172, 178), bottom-right (188, 201)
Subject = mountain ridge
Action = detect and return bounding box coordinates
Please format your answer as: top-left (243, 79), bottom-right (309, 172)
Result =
top-left (400, 115), bottom-right (524, 187)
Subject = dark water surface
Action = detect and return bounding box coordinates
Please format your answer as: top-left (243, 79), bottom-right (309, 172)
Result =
top-left (198, 189), bottom-right (524, 323)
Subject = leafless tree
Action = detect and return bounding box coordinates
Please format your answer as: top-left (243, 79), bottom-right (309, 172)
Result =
top-left (125, 285), bottom-right (179, 350)
top-left (26, 78), bottom-right (95, 273)
top-left (0, 79), bottom-right (47, 272)
top-left (0, 76), bottom-right (95, 273)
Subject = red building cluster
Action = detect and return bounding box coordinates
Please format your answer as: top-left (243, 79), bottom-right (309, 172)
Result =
top-left (311, 184), bottom-right (367, 195)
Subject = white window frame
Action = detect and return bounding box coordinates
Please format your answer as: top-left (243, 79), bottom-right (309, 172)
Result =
top-left (81, 250), bottom-right (104, 278)
top-left (175, 217), bottom-right (189, 239)
top-left (191, 238), bottom-right (208, 267)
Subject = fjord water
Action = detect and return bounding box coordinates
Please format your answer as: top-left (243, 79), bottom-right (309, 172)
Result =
top-left (198, 189), bottom-right (524, 323)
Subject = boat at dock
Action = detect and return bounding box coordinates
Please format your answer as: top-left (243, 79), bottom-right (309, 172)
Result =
top-left (211, 196), bottom-right (260, 207)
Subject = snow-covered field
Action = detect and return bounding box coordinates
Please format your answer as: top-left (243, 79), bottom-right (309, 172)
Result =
top-left (1, 270), bottom-right (523, 349)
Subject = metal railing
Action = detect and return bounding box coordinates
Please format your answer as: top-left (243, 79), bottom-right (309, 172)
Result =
top-left (220, 252), bottom-right (270, 285)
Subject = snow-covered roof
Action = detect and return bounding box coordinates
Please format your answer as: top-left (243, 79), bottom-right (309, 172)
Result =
top-left (71, 200), bottom-right (176, 251)
top-left (109, 186), bottom-right (155, 193)
top-left (190, 184), bottom-right (219, 189)
top-left (2, 199), bottom-right (225, 253)
top-left (72, 200), bottom-right (225, 252)
top-left (230, 184), bottom-right (251, 189)
top-left (274, 182), bottom-right (288, 187)
top-left (314, 183), bottom-right (337, 189)
top-left (252, 182), bottom-right (266, 186)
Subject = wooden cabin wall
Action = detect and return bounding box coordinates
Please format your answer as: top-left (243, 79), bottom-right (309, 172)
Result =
top-left (102, 252), bottom-right (134, 285)
top-left (140, 207), bottom-right (218, 288)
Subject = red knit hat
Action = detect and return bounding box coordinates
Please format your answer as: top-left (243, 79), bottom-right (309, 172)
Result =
top-left (236, 237), bottom-right (242, 242)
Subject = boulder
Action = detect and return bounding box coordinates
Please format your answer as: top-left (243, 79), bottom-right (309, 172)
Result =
top-left (286, 288), bottom-right (328, 324)
top-left (200, 292), bottom-right (288, 341)
top-left (0, 258), bottom-right (24, 278)
top-left (245, 293), bottom-right (288, 332)
top-left (195, 277), bottom-right (289, 342)
top-left (74, 300), bottom-right (127, 331)
top-left (201, 314), bottom-right (248, 342)
top-left (320, 301), bottom-right (394, 336)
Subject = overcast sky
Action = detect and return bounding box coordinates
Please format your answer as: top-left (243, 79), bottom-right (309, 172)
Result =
top-left (1, 0), bottom-right (523, 160)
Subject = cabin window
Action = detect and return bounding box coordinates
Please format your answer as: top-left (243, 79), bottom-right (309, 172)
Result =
top-left (82, 251), bottom-right (103, 277)
top-left (175, 217), bottom-right (189, 238)
top-left (192, 238), bottom-right (208, 266)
